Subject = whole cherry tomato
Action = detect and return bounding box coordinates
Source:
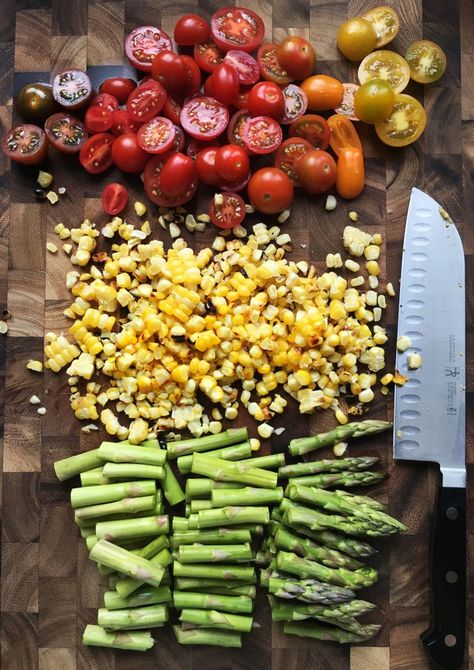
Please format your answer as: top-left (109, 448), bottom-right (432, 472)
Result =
top-left (247, 81), bottom-right (285, 120)
top-left (247, 167), bottom-right (294, 214)
top-left (195, 147), bottom-right (224, 186)
top-left (215, 144), bottom-right (250, 183)
top-left (336, 146), bottom-right (365, 199)
top-left (99, 77), bottom-right (136, 104)
top-left (301, 75), bottom-right (344, 111)
top-left (275, 36), bottom-right (316, 80)
top-left (151, 51), bottom-right (186, 94)
top-left (209, 63), bottom-right (239, 105)
top-left (296, 149), bottom-right (337, 194)
top-left (174, 14), bottom-right (211, 45)
top-left (159, 152), bottom-right (197, 198)
top-left (111, 133), bottom-right (149, 173)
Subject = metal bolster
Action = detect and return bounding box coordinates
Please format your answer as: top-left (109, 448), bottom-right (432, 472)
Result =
top-left (440, 466), bottom-right (467, 488)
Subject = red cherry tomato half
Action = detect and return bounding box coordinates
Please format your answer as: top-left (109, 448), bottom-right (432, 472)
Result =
top-left (193, 41), bottom-right (225, 73)
top-left (174, 14), bottom-right (211, 46)
top-left (296, 148), bottom-right (337, 194)
top-left (79, 132), bottom-right (114, 174)
top-left (209, 192), bottom-right (246, 228)
top-left (137, 117), bottom-right (176, 154)
top-left (85, 105), bottom-right (114, 133)
top-left (45, 113), bottom-right (88, 154)
top-left (281, 84), bottom-right (308, 125)
top-left (111, 133), bottom-right (149, 173)
top-left (90, 93), bottom-right (119, 112)
top-left (99, 77), bottom-right (137, 104)
top-left (226, 109), bottom-right (252, 148)
top-left (210, 62), bottom-right (239, 105)
top-left (195, 147), bottom-right (223, 186)
top-left (171, 125), bottom-right (185, 152)
top-left (204, 74), bottom-right (216, 97)
top-left (178, 55), bottom-right (202, 97)
top-left (125, 26), bottom-right (173, 72)
top-left (242, 115), bottom-right (282, 154)
top-left (180, 96), bottom-right (229, 140)
top-left (144, 153), bottom-right (197, 207)
top-left (102, 182), bottom-right (128, 215)
top-left (52, 69), bottom-right (93, 110)
top-left (211, 7), bottom-right (264, 53)
top-left (247, 167), bottom-right (294, 214)
top-left (248, 81), bottom-right (285, 120)
top-left (162, 96), bottom-right (182, 125)
top-left (187, 138), bottom-right (220, 160)
top-left (127, 80), bottom-right (167, 122)
top-left (2, 123), bottom-right (48, 165)
top-left (159, 152), bottom-right (197, 198)
top-left (215, 144), bottom-right (250, 183)
top-left (257, 44), bottom-right (293, 85)
top-left (151, 51), bottom-right (186, 94)
top-left (289, 114), bottom-right (330, 150)
top-left (224, 50), bottom-right (260, 85)
top-left (110, 109), bottom-right (142, 136)
top-left (274, 137), bottom-right (312, 186)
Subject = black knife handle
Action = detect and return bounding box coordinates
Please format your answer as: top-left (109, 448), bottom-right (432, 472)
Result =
top-left (420, 484), bottom-right (466, 670)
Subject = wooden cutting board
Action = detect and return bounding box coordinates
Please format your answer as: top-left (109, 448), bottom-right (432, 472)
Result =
top-left (1, 1), bottom-right (473, 669)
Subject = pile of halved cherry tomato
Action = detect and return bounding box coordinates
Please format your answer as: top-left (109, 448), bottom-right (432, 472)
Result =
top-left (1, 5), bottom-right (447, 228)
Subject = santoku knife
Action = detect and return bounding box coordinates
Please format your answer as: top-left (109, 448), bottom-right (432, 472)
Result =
top-left (393, 188), bottom-right (466, 670)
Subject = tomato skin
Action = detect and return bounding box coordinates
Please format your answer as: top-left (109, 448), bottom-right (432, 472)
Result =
top-left (85, 105), bottom-right (114, 133)
top-left (336, 146), bottom-right (364, 199)
top-left (247, 167), bottom-right (294, 214)
top-left (102, 183), bottom-right (128, 215)
top-left (174, 14), bottom-right (211, 46)
top-left (193, 41), bottom-right (225, 73)
top-left (125, 26), bottom-right (173, 72)
top-left (274, 137), bottom-right (312, 186)
top-left (160, 152), bottom-right (197, 198)
top-left (243, 116), bottom-right (282, 154)
top-left (221, 172), bottom-right (250, 192)
top-left (151, 51), bottom-right (186, 94)
top-left (289, 114), bottom-right (330, 150)
top-left (257, 44), bottom-right (293, 85)
top-left (209, 192), bottom-right (246, 228)
top-left (178, 55), bottom-right (202, 96)
top-left (137, 117), bottom-right (176, 154)
top-left (45, 113), bottom-right (87, 154)
top-left (100, 78), bottom-right (137, 103)
top-left (144, 153), bottom-right (197, 206)
top-left (354, 79), bottom-right (395, 124)
top-left (127, 80), bottom-right (167, 122)
top-left (210, 63), bottom-right (239, 105)
top-left (90, 93), bottom-right (119, 112)
top-left (248, 81), bottom-right (285, 120)
top-left (180, 96), bottom-right (229, 140)
top-left (327, 114), bottom-right (362, 155)
top-left (17, 83), bottom-right (57, 124)
top-left (110, 109), bottom-right (142, 136)
top-left (296, 149), bottom-right (337, 194)
top-left (187, 139), bottom-right (219, 160)
top-left (211, 7), bottom-right (265, 53)
top-left (275, 36), bottom-right (316, 80)
top-left (111, 133), bottom-right (149, 173)
top-left (195, 147), bottom-right (224, 186)
top-left (2, 124), bottom-right (48, 165)
top-left (215, 144), bottom-right (250, 182)
top-left (301, 75), bottom-right (344, 111)
top-left (232, 87), bottom-right (251, 110)
top-left (79, 133), bottom-right (115, 174)
top-left (336, 18), bottom-right (377, 61)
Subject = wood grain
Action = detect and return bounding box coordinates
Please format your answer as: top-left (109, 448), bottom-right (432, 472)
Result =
top-left (0, 1), bottom-right (473, 669)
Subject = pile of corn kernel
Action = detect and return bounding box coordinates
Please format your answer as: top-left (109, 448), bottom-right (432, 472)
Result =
top-left (34, 207), bottom-right (399, 443)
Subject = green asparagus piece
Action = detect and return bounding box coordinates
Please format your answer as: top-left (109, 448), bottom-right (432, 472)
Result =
top-left (191, 453), bottom-right (277, 489)
top-left (173, 561), bottom-right (255, 582)
top-left (239, 453), bottom-right (286, 469)
top-left (173, 624), bottom-right (241, 647)
top-left (98, 604), bottom-right (168, 630)
top-left (174, 577), bottom-right (257, 590)
top-left (336, 489), bottom-right (387, 511)
top-left (71, 480), bottom-right (156, 509)
top-left (283, 620), bottom-right (381, 643)
top-left (172, 516), bottom-right (190, 531)
top-left (161, 462), bottom-right (185, 506)
top-left (285, 506), bottom-right (399, 538)
top-left (211, 487), bottom-right (284, 508)
top-left (279, 456), bottom-right (380, 478)
top-left (104, 585), bottom-right (172, 610)
top-left (268, 576), bottom-right (355, 604)
top-left (268, 595), bottom-right (376, 622)
top-left (173, 591), bottom-right (253, 613)
top-left (102, 463), bottom-right (165, 480)
top-left (196, 506), bottom-right (270, 528)
top-left (98, 441), bottom-right (166, 466)
top-left (74, 495), bottom-right (156, 521)
top-left (275, 550), bottom-right (378, 589)
top-left (167, 428), bottom-right (248, 459)
top-left (179, 608), bottom-right (253, 633)
top-left (288, 420), bottom-right (392, 456)
top-left (80, 526), bottom-right (96, 539)
top-left (187, 500), bottom-right (213, 514)
top-left (54, 449), bottom-right (103, 481)
top-left (272, 526), bottom-right (363, 570)
top-left (96, 515), bottom-right (169, 541)
top-left (185, 479), bottom-right (243, 500)
top-left (80, 467), bottom-right (112, 487)
top-left (83, 624), bottom-right (154, 651)
top-left (90, 540), bottom-right (164, 587)
top-left (171, 529), bottom-right (251, 547)
top-left (178, 543), bottom-right (252, 563)
top-left (287, 471), bottom-right (385, 490)
top-left (115, 549), bottom-right (173, 598)
top-left (177, 442), bottom-right (252, 473)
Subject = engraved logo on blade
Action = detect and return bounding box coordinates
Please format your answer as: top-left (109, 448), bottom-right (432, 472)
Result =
top-left (445, 334), bottom-right (459, 416)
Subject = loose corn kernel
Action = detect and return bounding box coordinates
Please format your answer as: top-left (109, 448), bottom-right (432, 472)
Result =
top-left (368, 275), bottom-right (379, 289)
top-left (335, 409), bottom-right (348, 425)
top-left (348, 211), bottom-right (358, 222)
top-left (386, 282), bottom-right (395, 296)
top-left (37, 406), bottom-right (47, 415)
top-left (381, 373), bottom-right (394, 385)
top-left (27, 359), bottom-right (43, 372)
top-left (325, 195), bottom-right (337, 210)
top-left (38, 170), bottom-right (53, 188)
top-left (209, 421), bottom-right (222, 434)
top-left (134, 201), bottom-right (147, 216)
top-left (333, 441), bottom-right (348, 457)
top-left (46, 242), bottom-right (58, 253)
top-left (397, 336), bottom-right (412, 352)
top-left (366, 261), bottom-right (380, 276)
top-left (359, 388), bottom-right (374, 403)
top-left (344, 259), bottom-right (360, 272)
top-left (277, 209), bottom-right (290, 224)
top-left (364, 245), bottom-right (380, 261)
top-left (350, 276), bottom-right (364, 288)
top-left (407, 353), bottom-right (422, 369)
top-left (257, 422), bottom-right (273, 439)
top-left (46, 191), bottom-right (58, 204)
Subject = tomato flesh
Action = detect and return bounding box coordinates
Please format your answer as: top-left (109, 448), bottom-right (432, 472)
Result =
top-left (405, 40), bottom-right (446, 84)
top-left (226, 109), bottom-right (251, 149)
top-left (127, 80), bottom-right (167, 122)
top-left (334, 83), bottom-right (359, 121)
top-left (2, 124), bottom-right (48, 165)
top-left (374, 93), bottom-right (426, 147)
top-left (275, 137), bottom-right (312, 186)
top-left (362, 6), bottom-right (400, 48)
top-left (281, 84), bottom-right (308, 125)
top-left (193, 42), bottom-right (225, 73)
top-left (79, 133), bottom-right (114, 174)
top-left (211, 7), bottom-right (264, 53)
top-left (289, 114), bottom-right (330, 150)
top-left (137, 117), bottom-right (175, 154)
top-left (52, 69), bottom-right (92, 110)
top-left (162, 96), bottom-right (182, 125)
top-left (358, 50), bottom-right (410, 94)
top-left (45, 113), bottom-right (87, 154)
top-left (180, 96), bottom-right (229, 140)
top-left (243, 116), bottom-right (282, 154)
top-left (257, 44), bottom-right (293, 85)
top-left (102, 183), bottom-right (128, 215)
top-left (111, 110), bottom-right (142, 136)
top-left (224, 50), bottom-right (260, 84)
top-left (125, 26), bottom-right (173, 72)
top-left (209, 192), bottom-right (246, 228)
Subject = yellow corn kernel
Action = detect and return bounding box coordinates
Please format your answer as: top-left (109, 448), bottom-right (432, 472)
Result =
top-left (27, 359), bottom-right (43, 372)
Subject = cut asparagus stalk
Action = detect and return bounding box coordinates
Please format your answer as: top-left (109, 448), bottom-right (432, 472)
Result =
top-left (167, 428), bottom-right (248, 459)
top-left (177, 442), bottom-right (252, 473)
top-left (275, 550), bottom-right (378, 589)
top-left (278, 456), bottom-right (380, 479)
top-left (211, 487), bottom-right (284, 508)
top-left (96, 515), bottom-right (169, 541)
top-left (268, 576), bottom-right (355, 604)
top-left (71, 481), bottom-right (156, 508)
top-left (239, 453), bottom-right (286, 469)
top-left (171, 529), bottom-right (252, 547)
top-left (283, 620), bottom-right (381, 643)
top-left (54, 449), bottom-right (103, 481)
top-left (80, 467), bottom-right (112, 487)
top-left (83, 624), bottom-right (154, 651)
top-left (102, 463), bottom-right (165, 480)
top-left (272, 526), bottom-right (363, 570)
top-left (104, 585), bottom-right (172, 610)
top-left (90, 540), bottom-right (165, 587)
top-left (98, 604), bottom-right (168, 630)
top-left (285, 506), bottom-right (399, 538)
top-left (179, 608), bottom-right (253, 633)
top-left (191, 453), bottom-right (277, 489)
top-left (98, 441), bottom-right (166, 466)
top-left (288, 420), bottom-right (392, 457)
top-left (206, 585), bottom-right (256, 598)
top-left (115, 549), bottom-right (173, 599)
top-left (161, 462), bottom-right (185, 506)
top-left (268, 595), bottom-right (376, 622)
top-left (196, 506), bottom-right (270, 528)
top-left (173, 561), bottom-right (255, 582)
top-left (80, 526), bottom-right (96, 539)
top-left (178, 543), bottom-right (252, 563)
top-left (173, 516), bottom-right (190, 531)
top-left (74, 495), bottom-right (156, 521)
top-left (287, 471), bottom-right (385, 489)
top-left (187, 500), bottom-right (212, 514)
top-left (174, 577), bottom-right (257, 591)
top-left (173, 591), bottom-right (253, 613)
top-left (186, 479), bottom-right (243, 499)
top-left (173, 624), bottom-right (242, 647)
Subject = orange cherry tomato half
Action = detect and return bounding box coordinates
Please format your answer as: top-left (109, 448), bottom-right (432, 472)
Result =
top-left (327, 114), bottom-right (362, 156)
top-left (300, 75), bottom-right (344, 111)
top-left (336, 146), bottom-right (365, 200)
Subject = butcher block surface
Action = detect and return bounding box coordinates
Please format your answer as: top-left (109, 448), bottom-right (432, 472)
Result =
top-left (1, 0), bottom-right (473, 669)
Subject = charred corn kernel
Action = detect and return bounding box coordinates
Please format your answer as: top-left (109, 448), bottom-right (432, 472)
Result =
top-left (333, 441), bottom-right (348, 457)
top-left (381, 373), bottom-right (394, 385)
top-left (407, 353), bottom-right (422, 369)
top-left (257, 422), bottom-right (273, 438)
top-left (335, 409), bottom-right (348, 425)
top-left (366, 261), bottom-right (380, 276)
top-left (397, 336), bottom-right (412, 352)
top-left (368, 275), bottom-right (379, 289)
top-left (386, 282), bottom-right (395, 297)
top-left (27, 359), bottom-right (43, 372)
top-left (358, 388), bottom-right (374, 403)
top-left (134, 201), bottom-right (147, 216)
top-left (364, 245), bottom-right (380, 261)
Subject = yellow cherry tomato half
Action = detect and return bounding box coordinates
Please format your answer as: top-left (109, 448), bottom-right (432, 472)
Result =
top-left (405, 40), bottom-right (447, 84)
top-left (375, 93), bottom-right (427, 147)
top-left (354, 79), bottom-right (395, 124)
top-left (336, 17), bottom-right (377, 62)
top-left (327, 114), bottom-right (362, 156)
top-left (362, 6), bottom-right (400, 48)
top-left (334, 82), bottom-right (359, 121)
top-left (358, 50), bottom-right (410, 93)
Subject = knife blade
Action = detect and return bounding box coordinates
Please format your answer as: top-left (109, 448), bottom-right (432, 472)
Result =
top-left (393, 187), bottom-right (466, 670)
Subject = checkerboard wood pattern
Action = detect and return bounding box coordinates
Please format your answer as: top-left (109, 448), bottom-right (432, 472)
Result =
top-left (0, 1), bottom-right (473, 669)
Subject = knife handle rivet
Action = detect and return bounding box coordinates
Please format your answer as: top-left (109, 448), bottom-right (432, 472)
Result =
top-left (444, 634), bottom-right (457, 647)
top-left (445, 571), bottom-right (458, 583)
top-left (446, 507), bottom-right (459, 520)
